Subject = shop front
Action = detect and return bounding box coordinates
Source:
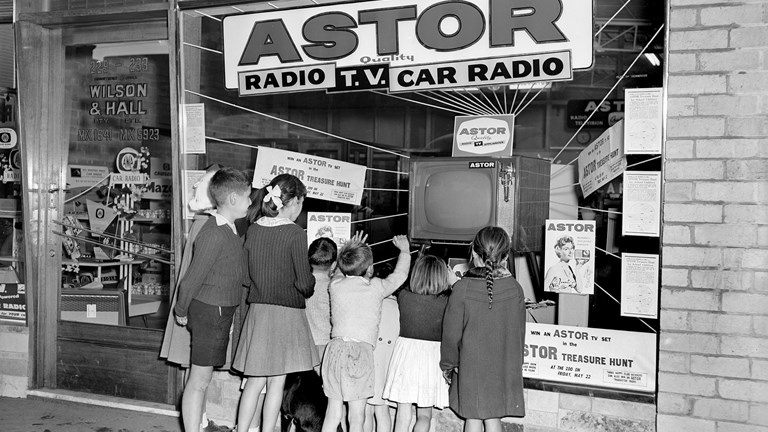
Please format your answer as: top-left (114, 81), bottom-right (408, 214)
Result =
top-left (9, 0), bottom-right (666, 430)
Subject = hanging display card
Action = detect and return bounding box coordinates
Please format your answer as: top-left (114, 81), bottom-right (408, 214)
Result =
top-left (183, 103), bottom-right (206, 154)
top-left (622, 171), bottom-right (661, 237)
top-left (253, 147), bottom-right (366, 206)
top-left (621, 253), bottom-right (660, 319)
top-left (624, 88), bottom-right (663, 155)
top-left (452, 114), bottom-right (515, 157)
top-left (307, 212), bottom-right (352, 247)
top-left (184, 170), bottom-right (206, 220)
top-left (86, 199), bottom-right (118, 235)
top-left (523, 323), bottom-right (657, 392)
top-left (67, 165), bottom-right (110, 189)
top-left (578, 120), bottom-right (626, 197)
top-left (543, 220), bottom-right (596, 295)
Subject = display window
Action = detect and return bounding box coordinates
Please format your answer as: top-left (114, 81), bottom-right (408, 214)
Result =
top-left (59, 40), bottom-right (173, 328)
top-left (0, 88), bottom-right (25, 324)
top-left (176, 0), bottom-right (664, 397)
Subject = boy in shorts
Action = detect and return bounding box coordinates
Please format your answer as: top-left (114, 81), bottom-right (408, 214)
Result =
top-left (174, 167), bottom-right (252, 432)
top-left (321, 235), bottom-right (411, 432)
top-left (306, 236), bottom-right (337, 372)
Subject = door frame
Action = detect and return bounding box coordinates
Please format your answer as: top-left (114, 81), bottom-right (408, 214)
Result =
top-left (16, 5), bottom-right (184, 404)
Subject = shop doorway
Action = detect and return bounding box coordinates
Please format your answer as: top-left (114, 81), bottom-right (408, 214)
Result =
top-left (17, 14), bottom-right (182, 405)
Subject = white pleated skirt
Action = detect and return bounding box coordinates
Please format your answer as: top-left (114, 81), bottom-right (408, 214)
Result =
top-left (382, 337), bottom-right (449, 408)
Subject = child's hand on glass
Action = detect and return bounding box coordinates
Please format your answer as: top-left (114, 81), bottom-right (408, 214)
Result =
top-left (345, 231), bottom-right (368, 248)
top-left (392, 235), bottom-right (410, 253)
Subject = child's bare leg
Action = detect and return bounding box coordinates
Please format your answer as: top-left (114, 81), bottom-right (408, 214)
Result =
top-left (483, 418), bottom-right (502, 432)
top-left (348, 399), bottom-right (367, 432)
top-left (463, 419), bottom-right (483, 432)
top-left (393, 403), bottom-right (412, 432)
top-left (238, 377), bottom-right (266, 430)
top-left (413, 407), bottom-right (432, 432)
top-left (181, 364), bottom-right (213, 432)
top-left (262, 375), bottom-right (287, 432)
top-left (248, 392), bottom-right (266, 431)
top-left (322, 399), bottom-right (344, 432)
top-left (374, 404), bottom-right (392, 432)
top-left (363, 404), bottom-right (374, 432)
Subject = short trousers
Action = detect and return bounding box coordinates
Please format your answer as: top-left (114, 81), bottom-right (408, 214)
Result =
top-left (321, 338), bottom-right (374, 401)
top-left (188, 299), bottom-right (236, 367)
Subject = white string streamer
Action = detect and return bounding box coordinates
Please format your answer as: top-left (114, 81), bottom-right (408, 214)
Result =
top-left (185, 89), bottom-right (410, 159)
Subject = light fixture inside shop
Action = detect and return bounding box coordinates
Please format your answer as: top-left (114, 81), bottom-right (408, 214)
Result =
top-left (644, 53), bottom-right (660, 66)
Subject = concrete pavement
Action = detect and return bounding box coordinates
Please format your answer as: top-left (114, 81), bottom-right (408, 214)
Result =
top-left (0, 391), bottom-right (226, 432)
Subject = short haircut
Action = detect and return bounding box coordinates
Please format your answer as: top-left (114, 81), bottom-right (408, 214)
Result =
top-left (308, 237), bottom-right (337, 268)
top-left (336, 243), bottom-right (373, 277)
top-left (409, 254), bottom-right (451, 295)
top-left (208, 167), bottom-right (251, 207)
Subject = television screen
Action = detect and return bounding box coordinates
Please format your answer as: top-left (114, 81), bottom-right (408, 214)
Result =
top-left (409, 158), bottom-right (498, 242)
top-left (424, 170), bottom-right (494, 229)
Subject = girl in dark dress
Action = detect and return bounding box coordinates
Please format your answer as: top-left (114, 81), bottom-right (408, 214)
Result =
top-left (440, 226), bottom-right (526, 432)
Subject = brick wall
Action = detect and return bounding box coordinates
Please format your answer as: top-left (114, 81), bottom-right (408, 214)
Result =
top-left (660, 1), bottom-right (768, 431)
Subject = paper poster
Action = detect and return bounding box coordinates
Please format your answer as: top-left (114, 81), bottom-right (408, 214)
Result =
top-left (184, 170), bottom-right (206, 220)
top-left (142, 177), bottom-right (173, 200)
top-left (86, 199), bottom-right (118, 235)
top-left (621, 253), bottom-right (660, 319)
top-left (622, 171), bottom-right (661, 237)
top-left (149, 157), bottom-right (172, 178)
top-left (624, 88), bottom-right (663, 155)
top-left (523, 323), bottom-right (657, 392)
top-left (543, 220), bottom-right (596, 295)
top-left (253, 147), bottom-right (367, 205)
top-left (183, 103), bottom-right (206, 154)
top-left (307, 212), bottom-right (352, 247)
top-left (452, 114), bottom-right (515, 158)
top-left (578, 120), bottom-right (627, 197)
top-left (67, 165), bottom-right (110, 189)
top-left (0, 283), bottom-right (26, 323)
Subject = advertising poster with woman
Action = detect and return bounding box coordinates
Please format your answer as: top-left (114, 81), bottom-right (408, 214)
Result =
top-left (543, 220), bottom-right (596, 295)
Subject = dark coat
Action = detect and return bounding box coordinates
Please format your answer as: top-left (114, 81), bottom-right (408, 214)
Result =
top-left (160, 213), bottom-right (248, 368)
top-left (440, 268), bottom-right (526, 419)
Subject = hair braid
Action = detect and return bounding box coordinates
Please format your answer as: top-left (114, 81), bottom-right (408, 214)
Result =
top-left (472, 226), bottom-right (511, 310)
top-left (485, 259), bottom-right (495, 309)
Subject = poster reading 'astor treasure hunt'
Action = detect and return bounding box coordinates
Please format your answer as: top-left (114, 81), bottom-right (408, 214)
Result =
top-left (523, 323), bottom-right (657, 392)
top-left (253, 147), bottom-right (366, 206)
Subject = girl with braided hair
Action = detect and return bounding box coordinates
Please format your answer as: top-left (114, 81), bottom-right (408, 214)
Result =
top-left (440, 226), bottom-right (526, 431)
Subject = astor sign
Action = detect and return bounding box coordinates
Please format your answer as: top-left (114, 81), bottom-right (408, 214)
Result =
top-left (222, 0), bottom-right (594, 92)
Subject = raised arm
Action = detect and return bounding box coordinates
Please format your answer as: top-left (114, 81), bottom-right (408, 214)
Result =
top-left (379, 235), bottom-right (412, 296)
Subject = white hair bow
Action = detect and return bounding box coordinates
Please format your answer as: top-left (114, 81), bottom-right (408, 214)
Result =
top-left (264, 185), bottom-right (284, 210)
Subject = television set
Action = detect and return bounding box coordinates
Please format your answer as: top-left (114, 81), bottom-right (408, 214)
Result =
top-left (408, 156), bottom-right (550, 252)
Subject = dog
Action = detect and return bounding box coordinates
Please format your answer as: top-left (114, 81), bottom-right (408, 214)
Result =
top-left (281, 371), bottom-right (342, 432)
